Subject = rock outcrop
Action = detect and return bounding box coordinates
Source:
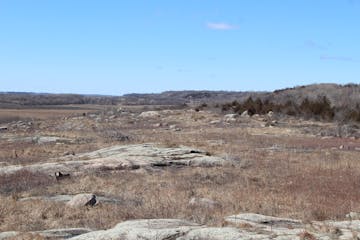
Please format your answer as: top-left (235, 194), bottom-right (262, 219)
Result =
top-left (19, 194), bottom-right (122, 205)
top-left (71, 219), bottom-right (201, 240)
top-left (0, 144), bottom-right (227, 175)
top-left (0, 228), bottom-right (91, 240)
top-left (5, 213), bottom-right (360, 239)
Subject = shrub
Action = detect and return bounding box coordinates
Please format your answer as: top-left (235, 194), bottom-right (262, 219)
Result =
top-left (220, 96), bottom-right (337, 121)
top-left (299, 96), bottom-right (334, 121)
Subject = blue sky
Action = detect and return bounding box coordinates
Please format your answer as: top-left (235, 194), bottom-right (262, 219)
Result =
top-left (0, 0), bottom-right (359, 95)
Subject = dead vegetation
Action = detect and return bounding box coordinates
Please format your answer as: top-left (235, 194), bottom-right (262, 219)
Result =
top-left (1, 103), bottom-right (360, 233)
top-left (0, 170), bottom-right (54, 195)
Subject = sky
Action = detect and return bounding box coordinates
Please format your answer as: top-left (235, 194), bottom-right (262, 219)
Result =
top-left (0, 0), bottom-right (359, 95)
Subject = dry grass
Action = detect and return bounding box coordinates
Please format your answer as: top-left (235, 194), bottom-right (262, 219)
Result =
top-left (0, 170), bottom-right (54, 195)
top-left (0, 106), bottom-right (100, 123)
top-left (1, 106), bottom-right (360, 232)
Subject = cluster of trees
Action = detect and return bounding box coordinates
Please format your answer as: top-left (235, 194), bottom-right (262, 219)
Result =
top-left (220, 96), bottom-right (360, 123)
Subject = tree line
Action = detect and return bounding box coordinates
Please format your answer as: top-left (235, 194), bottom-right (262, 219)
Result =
top-left (220, 96), bottom-right (360, 123)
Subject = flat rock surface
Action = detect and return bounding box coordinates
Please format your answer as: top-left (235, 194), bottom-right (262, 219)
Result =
top-left (0, 228), bottom-right (91, 240)
top-left (5, 214), bottom-right (360, 239)
top-left (225, 213), bottom-right (302, 228)
top-left (19, 194), bottom-right (123, 205)
top-left (0, 144), bottom-right (227, 175)
top-left (70, 219), bottom-right (203, 240)
top-left (0, 134), bottom-right (73, 144)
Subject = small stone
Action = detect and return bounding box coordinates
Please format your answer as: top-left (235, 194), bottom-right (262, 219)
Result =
top-left (267, 111), bottom-right (274, 118)
top-left (241, 110), bottom-right (250, 117)
top-left (224, 114), bottom-right (238, 123)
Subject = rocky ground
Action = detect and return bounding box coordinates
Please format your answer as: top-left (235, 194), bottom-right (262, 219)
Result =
top-left (1, 105), bottom-right (360, 239)
top-left (4, 213), bottom-right (360, 239)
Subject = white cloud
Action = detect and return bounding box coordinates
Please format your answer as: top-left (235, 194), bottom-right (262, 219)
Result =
top-left (320, 55), bottom-right (355, 62)
top-left (206, 22), bottom-right (238, 30)
top-left (304, 40), bottom-right (327, 50)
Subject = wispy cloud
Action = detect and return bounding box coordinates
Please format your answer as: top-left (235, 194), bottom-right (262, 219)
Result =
top-left (206, 22), bottom-right (238, 30)
top-left (304, 40), bottom-right (327, 50)
top-left (320, 55), bottom-right (355, 62)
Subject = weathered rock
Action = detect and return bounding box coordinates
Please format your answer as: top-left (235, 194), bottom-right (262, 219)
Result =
top-left (224, 213), bottom-right (335, 240)
top-left (66, 193), bottom-right (97, 208)
top-left (139, 111), bottom-right (160, 118)
top-left (8, 214), bottom-right (360, 240)
top-left (4, 135), bottom-right (73, 144)
top-left (177, 227), bottom-right (269, 240)
top-left (209, 120), bottom-right (221, 124)
top-left (223, 114), bottom-right (238, 123)
top-left (346, 211), bottom-right (360, 220)
top-left (68, 217), bottom-right (323, 240)
top-left (0, 228), bottom-right (91, 240)
top-left (169, 125), bottom-right (181, 131)
top-left (36, 228), bottom-right (92, 239)
top-left (267, 111), bottom-right (274, 118)
top-left (241, 110), bottom-right (250, 117)
top-left (55, 171), bottom-right (70, 181)
top-left (323, 219), bottom-right (360, 232)
top-left (70, 219), bottom-right (202, 240)
top-left (19, 194), bottom-right (123, 205)
top-left (0, 231), bottom-right (19, 240)
top-left (0, 144), bottom-right (227, 175)
top-left (225, 213), bottom-right (302, 228)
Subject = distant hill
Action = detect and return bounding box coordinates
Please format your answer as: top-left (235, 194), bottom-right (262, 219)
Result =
top-left (122, 84), bottom-right (360, 107)
top-left (122, 90), bottom-right (264, 105)
top-left (266, 83), bottom-right (360, 108)
top-left (0, 92), bottom-right (120, 108)
top-left (1, 83), bottom-right (360, 109)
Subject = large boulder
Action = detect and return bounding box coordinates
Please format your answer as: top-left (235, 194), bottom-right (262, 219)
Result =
top-left (66, 193), bottom-right (97, 208)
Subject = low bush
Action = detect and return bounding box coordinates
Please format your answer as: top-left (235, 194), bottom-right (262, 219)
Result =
top-left (220, 96), bottom-right (342, 122)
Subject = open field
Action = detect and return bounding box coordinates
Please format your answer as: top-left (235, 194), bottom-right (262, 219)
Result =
top-left (1, 104), bottom-right (360, 239)
top-left (0, 105), bottom-right (106, 124)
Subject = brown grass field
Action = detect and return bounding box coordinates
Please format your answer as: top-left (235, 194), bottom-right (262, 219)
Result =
top-left (0, 105), bottom-right (105, 123)
top-left (1, 104), bottom-right (360, 233)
